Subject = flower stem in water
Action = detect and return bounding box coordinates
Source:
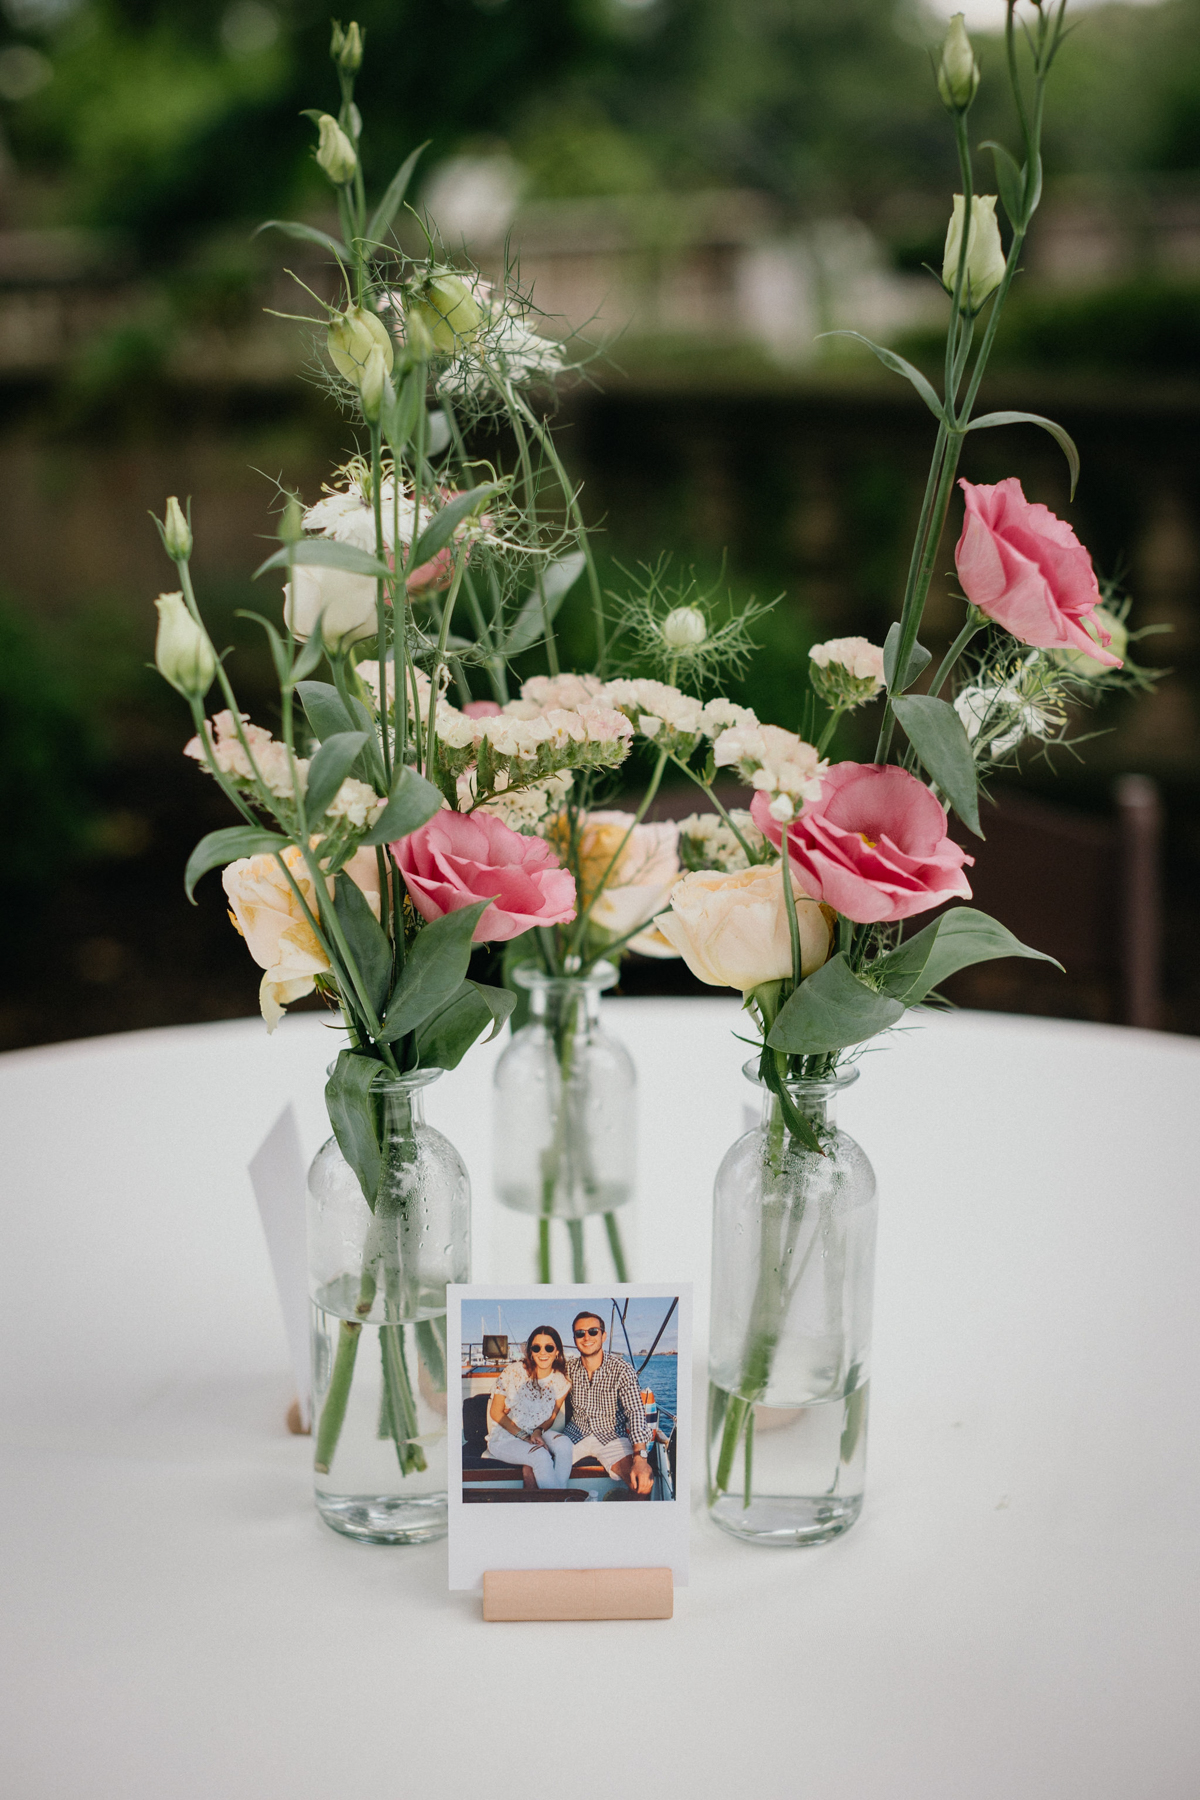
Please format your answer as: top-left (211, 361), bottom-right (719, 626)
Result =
top-left (314, 1319), bottom-right (362, 1474)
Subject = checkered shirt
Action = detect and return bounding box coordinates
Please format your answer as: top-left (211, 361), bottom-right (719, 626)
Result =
top-left (564, 1351), bottom-right (648, 1451)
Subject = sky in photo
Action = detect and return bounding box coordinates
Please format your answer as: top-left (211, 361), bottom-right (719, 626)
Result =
top-left (463, 1296), bottom-right (679, 1359)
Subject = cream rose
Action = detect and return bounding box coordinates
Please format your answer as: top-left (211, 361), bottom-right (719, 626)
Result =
top-left (653, 863), bottom-right (832, 992)
top-left (222, 843), bottom-right (381, 1032)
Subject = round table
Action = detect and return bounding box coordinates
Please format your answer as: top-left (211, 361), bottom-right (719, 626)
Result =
top-left (2, 1002), bottom-right (1198, 1798)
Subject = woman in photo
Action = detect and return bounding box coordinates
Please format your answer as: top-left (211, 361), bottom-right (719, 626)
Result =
top-left (487, 1326), bottom-right (574, 1489)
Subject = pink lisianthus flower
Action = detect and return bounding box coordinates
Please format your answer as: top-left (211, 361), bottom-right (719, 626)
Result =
top-left (751, 763), bottom-right (973, 923)
top-left (391, 811), bottom-right (576, 942)
top-left (955, 478), bottom-right (1122, 668)
top-left (462, 699), bottom-right (503, 718)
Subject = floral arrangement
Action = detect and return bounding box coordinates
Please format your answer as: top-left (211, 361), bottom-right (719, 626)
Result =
top-left (634, 2), bottom-right (1158, 1504)
top-left (149, 24), bottom-right (773, 1229)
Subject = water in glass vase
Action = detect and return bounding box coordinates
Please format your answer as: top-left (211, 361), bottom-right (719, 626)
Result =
top-left (706, 1377), bottom-right (869, 1545)
top-left (310, 1276), bottom-right (449, 1544)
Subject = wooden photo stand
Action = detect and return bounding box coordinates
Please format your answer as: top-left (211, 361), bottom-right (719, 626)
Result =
top-left (482, 1567), bottom-right (673, 1622)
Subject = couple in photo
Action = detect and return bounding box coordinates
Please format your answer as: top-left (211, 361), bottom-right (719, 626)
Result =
top-left (487, 1311), bottom-right (654, 1497)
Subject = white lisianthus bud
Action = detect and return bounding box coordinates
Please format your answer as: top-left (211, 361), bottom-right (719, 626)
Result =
top-left (284, 564), bottom-right (378, 651)
top-left (662, 605), bottom-right (708, 650)
top-left (330, 20), bottom-right (363, 71)
top-left (942, 195), bottom-right (1006, 311)
top-left (315, 114), bottom-right (357, 186)
top-left (408, 275), bottom-right (483, 354)
top-left (358, 343), bottom-right (390, 423)
top-left (162, 496), bottom-right (192, 561)
top-left (937, 14), bottom-right (980, 112)
top-left (327, 305), bottom-right (394, 384)
top-left (155, 591), bottom-right (216, 699)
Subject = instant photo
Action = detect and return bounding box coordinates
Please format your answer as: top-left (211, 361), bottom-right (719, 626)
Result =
top-left (447, 1285), bottom-right (691, 1591)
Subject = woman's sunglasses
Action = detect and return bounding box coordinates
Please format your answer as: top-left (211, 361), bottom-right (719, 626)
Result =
top-left (531, 1343), bottom-right (557, 1354)
top-left (573, 1327), bottom-right (602, 1339)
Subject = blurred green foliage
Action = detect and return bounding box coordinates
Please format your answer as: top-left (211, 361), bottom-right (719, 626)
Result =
top-left (898, 277), bottom-right (1200, 378)
top-left (3, 0), bottom-right (1200, 257)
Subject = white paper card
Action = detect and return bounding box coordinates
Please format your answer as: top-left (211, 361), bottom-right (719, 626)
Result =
top-left (248, 1104), bottom-right (311, 1429)
top-left (447, 1283), bottom-right (691, 1592)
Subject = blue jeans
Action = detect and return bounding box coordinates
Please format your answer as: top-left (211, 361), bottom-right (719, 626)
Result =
top-left (485, 1428), bottom-right (574, 1489)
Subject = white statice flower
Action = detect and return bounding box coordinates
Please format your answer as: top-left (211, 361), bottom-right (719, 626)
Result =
top-left (676, 810), bottom-right (766, 874)
top-left (599, 677), bottom-right (709, 755)
top-left (954, 681), bottom-right (1057, 761)
top-left (712, 722), bottom-right (826, 823)
top-left (518, 672), bottom-right (606, 711)
top-left (808, 636), bottom-right (886, 709)
top-left (325, 778), bottom-right (387, 830)
top-left (185, 710), bottom-right (308, 801)
top-left (699, 697), bottom-right (758, 738)
top-left (463, 770), bottom-right (574, 830)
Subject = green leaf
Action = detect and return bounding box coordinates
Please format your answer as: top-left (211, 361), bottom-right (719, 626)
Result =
top-left (891, 693), bottom-right (982, 837)
top-left (982, 140), bottom-right (1027, 230)
top-left (504, 552), bottom-right (586, 656)
top-left (256, 218), bottom-right (350, 261)
top-left (757, 1049), bottom-right (823, 1154)
top-left (767, 955), bottom-right (905, 1055)
top-left (382, 365), bottom-right (425, 454)
top-left (358, 764), bottom-right (443, 846)
top-left (253, 538), bottom-right (392, 582)
top-left (365, 142), bottom-right (429, 245)
top-left (305, 731), bottom-right (368, 820)
top-left (325, 1050), bottom-right (383, 1210)
top-left (501, 936), bottom-right (541, 1035)
top-left (376, 899), bottom-right (490, 1043)
top-left (965, 411), bottom-right (1080, 500)
top-left (471, 980), bottom-right (517, 1041)
top-left (873, 905), bottom-right (1061, 1007)
top-left (297, 679), bottom-right (372, 741)
top-left (334, 871), bottom-right (393, 1018)
top-left (296, 681), bottom-right (382, 786)
top-left (413, 979), bottom-right (505, 1071)
top-left (818, 331), bottom-right (946, 422)
top-left (409, 482), bottom-right (504, 572)
top-left (290, 632), bottom-right (327, 685)
top-left (184, 827), bottom-right (287, 903)
top-left (882, 623), bottom-right (932, 694)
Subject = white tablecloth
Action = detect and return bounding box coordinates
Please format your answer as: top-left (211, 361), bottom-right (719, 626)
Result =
top-left (2, 1003), bottom-right (1198, 1799)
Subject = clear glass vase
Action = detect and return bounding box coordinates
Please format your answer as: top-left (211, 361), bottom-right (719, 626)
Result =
top-left (707, 1061), bottom-right (877, 1546)
top-left (306, 1068), bottom-right (469, 1544)
top-left (492, 961), bottom-right (636, 1284)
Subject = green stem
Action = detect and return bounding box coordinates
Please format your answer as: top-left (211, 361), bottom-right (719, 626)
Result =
top-left (930, 615), bottom-right (984, 700)
top-left (604, 1211), bottom-right (629, 1282)
top-left (313, 1319), bottom-right (362, 1474)
top-left (567, 1219), bottom-right (586, 1283)
top-left (568, 747), bottom-right (668, 952)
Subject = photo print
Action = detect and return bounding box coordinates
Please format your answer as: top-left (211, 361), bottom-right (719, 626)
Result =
top-left (447, 1284), bottom-right (691, 1591)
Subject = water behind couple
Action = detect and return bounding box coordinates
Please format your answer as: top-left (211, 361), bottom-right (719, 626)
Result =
top-left (487, 1312), bottom-right (654, 1497)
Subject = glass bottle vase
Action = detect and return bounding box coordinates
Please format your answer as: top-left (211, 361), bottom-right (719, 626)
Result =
top-left (707, 1062), bottom-right (877, 1546)
top-left (306, 1068), bottom-right (469, 1544)
top-left (492, 961), bottom-right (636, 1284)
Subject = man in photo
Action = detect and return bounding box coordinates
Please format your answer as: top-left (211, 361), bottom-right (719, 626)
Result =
top-left (565, 1311), bottom-right (654, 1497)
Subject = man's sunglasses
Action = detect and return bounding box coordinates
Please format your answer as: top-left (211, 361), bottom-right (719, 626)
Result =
top-left (530, 1343), bottom-right (557, 1354)
top-left (573, 1327), bottom-right (602, 1339)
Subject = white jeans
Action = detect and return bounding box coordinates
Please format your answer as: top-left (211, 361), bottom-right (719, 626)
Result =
top-left (486, 1428), bottom-right (574, 1490)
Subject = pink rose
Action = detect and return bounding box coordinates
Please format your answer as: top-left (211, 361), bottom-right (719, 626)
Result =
top-left (751, 763), bottom-right (973, 923)
top-left (391, 810), bottom-right (577, 942)
top-left (955, 478), bottom-right (1121, 668)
